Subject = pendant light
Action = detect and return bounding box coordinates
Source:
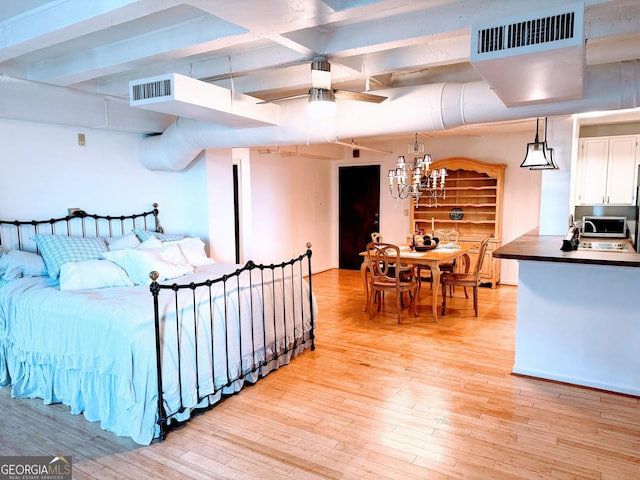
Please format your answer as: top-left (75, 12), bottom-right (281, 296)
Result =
top-left (521, 117), bottom-right (555, 169)
top-left (529, 117), bottom-right (559, 170)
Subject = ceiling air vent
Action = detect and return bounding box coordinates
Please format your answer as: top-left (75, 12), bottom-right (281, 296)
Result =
top-left (470, 2), bottom-right (584, 107)
top-left (476, 11), bottom-right (576, 54)
top-left (131, 79), bottom-right (172, 102)
top-left (129, 73), bottom-right (279, 128)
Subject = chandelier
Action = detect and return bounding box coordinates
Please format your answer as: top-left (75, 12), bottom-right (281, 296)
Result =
top-left (387, 134), bottom-right (447, 205)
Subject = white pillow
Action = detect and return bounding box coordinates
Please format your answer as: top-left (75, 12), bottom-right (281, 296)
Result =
top-left (105, 233), bottom-right (141, 251)
top-left (0, 250), bottom-right (48, 280)
top-left (139, 237), bottom-right (192, 267)
top-left (165, 237), bottom-right (214, 267)
top-left (160, 243), bottom-right (192, 267)
top-left (103, 248), bottom-right (193, 285)
top-left (59, 259), bottom-right (134, 291)
top-left (138, 237), bottom-right (163, 250)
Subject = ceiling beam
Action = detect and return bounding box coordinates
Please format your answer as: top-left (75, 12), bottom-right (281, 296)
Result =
top-left (26, 14), bottom-right (250, 86)
top-left (0, 0), bottom-right (176, 62)
top-left (92, 43), bottom-right (310, 98)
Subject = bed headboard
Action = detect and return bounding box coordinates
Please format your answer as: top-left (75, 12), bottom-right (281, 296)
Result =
top-left (0, 203), bottom-right (162, 253)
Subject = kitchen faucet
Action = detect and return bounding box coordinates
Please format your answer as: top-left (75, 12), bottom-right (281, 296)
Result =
top-left (568, 219), bottom-right (597, 235)
top-left (582, 220), bottom-right (597, 234)
top-left (561, 219), bottom-right (597, 251)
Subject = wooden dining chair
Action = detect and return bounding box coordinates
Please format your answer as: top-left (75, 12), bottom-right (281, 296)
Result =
top-left (366, 242), bottom-right (419, 323)
top-left (363, 233), bottom-right (383, 307)
top-left (440, 237), bottom-right (490, 317)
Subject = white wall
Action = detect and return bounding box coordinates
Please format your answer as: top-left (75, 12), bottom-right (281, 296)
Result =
top-left (242, 151), bottom-right (335, 272)
top-left (0, 118), bottom-right (334, 274)
top-left (539, 116), bottom-right (573, 235)
top-left (204, 148), bottom-right (235, 263)
top-left (0, 116), bottom-right (568, 285)
top-left (514, 260), bottom-right (640, 396)
top-left (0, 119), bottom-right (210, 241)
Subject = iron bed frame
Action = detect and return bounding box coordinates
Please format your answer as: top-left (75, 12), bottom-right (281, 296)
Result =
top-left (0, 203), bottom-right (162, 251)
top-left (0, 204), bottom-right (316, 443)
top-left (149, 246), bottom-right (315, 440)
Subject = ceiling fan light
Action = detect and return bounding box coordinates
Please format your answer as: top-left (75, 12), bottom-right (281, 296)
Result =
top-left (311, 56), bottom-right (332, 89)
top-left (308, 88), bottom-right (336, 118)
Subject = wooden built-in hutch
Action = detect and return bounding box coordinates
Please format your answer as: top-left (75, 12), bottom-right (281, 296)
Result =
top-left (410, 157), bottom-right (506, 287)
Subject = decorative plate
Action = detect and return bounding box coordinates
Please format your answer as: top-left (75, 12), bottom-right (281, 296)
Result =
top-left (450, 207), bottom-right (464, 220)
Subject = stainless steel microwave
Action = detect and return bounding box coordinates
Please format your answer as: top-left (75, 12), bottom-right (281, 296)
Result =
top-left (581, 216), bottom-right (627, 238)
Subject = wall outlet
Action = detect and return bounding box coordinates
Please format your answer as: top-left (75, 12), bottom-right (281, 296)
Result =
top-left (77, 133), bottom-right (86, 146)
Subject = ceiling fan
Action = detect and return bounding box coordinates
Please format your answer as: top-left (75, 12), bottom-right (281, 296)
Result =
top-left (259, 56), bottom-right (387, 106)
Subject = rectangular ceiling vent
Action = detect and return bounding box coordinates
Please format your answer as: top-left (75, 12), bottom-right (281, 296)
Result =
top-left (476, 11), bottom-right (575, 55)
top-left (131, 79), bottom-right (172, 102)
top-left (470, 2), bottom-right (584, 107)
top-left (129, 73), bottom-right (280, 128)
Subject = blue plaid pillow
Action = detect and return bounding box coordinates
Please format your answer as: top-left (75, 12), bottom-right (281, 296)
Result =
top-left (132, 229), bottom-right (185, 242)
top-left (32, 234), bottom-right (108, 279)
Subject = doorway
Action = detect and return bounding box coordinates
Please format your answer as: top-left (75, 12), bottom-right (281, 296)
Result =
top-left (338, 165), bottom-right (380, 269)
top-left (233, 164), bottom-right (240, 264)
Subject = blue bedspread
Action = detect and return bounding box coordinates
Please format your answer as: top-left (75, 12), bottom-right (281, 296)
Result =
top-left (0, 263), bottom-right (315, 445)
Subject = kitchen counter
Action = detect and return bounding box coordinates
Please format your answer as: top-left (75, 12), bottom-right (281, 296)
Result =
top-left (493, 229), bottom-right (640, 266)
top-left (494, 229), bottom-right (640, 396)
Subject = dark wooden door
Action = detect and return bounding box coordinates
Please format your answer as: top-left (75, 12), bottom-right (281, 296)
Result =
top-left (339, 165), bottom-right (380, 269)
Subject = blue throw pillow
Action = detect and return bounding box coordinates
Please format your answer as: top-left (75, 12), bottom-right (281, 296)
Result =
top-left (32, 234), bottom-right (109, 279)
top-left (132, 229), bottom-right (185, 243)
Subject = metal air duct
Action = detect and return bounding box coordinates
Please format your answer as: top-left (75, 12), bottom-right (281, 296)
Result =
top-left (137, 61), bottom-right (640, 171)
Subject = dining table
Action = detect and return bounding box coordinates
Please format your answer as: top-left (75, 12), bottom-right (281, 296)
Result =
top-left (360, 243), bottom-right (472, 322)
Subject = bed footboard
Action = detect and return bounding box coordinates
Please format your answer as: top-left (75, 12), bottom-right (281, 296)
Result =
top-left (149, 245), bottom-right (315, 441)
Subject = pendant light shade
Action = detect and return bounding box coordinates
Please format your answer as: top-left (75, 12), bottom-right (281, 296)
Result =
top-left (521, 117), bottom-right (556, 169)
top-left (529, 147), bottom-right (559, 170)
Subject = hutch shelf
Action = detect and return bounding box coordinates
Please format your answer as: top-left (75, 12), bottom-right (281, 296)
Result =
top-left (410, 157), bottom-right (506, 287)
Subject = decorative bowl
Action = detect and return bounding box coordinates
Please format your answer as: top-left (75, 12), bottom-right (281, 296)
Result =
top-left (414, 244), bottom-right (437, 252)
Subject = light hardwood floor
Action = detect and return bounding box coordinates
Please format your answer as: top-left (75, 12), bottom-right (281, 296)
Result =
top-left (1, 268), bottom-right (639, 479)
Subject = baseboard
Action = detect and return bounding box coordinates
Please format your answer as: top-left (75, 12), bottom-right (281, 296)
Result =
top-left (512, 366), bottom-right (640, 397)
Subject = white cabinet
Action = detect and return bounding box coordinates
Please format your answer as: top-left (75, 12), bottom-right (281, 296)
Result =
top-left (576, 135), bottom-right (638, 205)
top-left (608, 137), bottom-right (638, 204)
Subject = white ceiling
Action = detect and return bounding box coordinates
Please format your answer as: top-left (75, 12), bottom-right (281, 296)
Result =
top-left (1, 0), bottom-right (640, 142)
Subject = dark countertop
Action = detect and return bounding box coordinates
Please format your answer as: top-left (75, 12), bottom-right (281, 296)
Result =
top-left (493, 229), bottom-right (640, 268)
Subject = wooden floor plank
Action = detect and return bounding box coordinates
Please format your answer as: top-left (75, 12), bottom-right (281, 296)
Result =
top-left (1, 268), bottom-right (639, 479)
